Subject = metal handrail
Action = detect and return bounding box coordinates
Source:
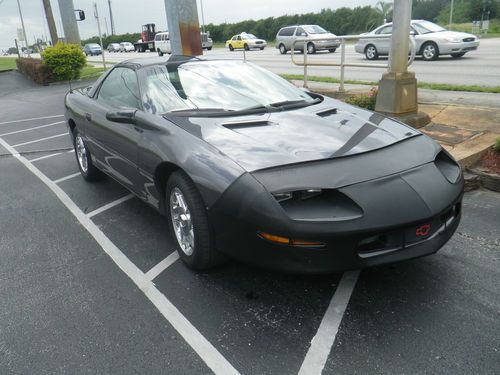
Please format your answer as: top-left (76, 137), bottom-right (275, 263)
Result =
top-left (291, 34), bottom-right (416, 92)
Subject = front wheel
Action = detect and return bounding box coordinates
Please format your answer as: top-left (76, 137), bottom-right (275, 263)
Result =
top-left (279, 44), bottom-right (287, 55)
top-left (421, 42), bottom-right (439, 61)
top-left (74, 130), bottom-right (105, 182)
top-left (244, 43), bottom-right (249, 51)
top-left (207, 46), bottom-right (212, 51)
top-left (166, 171), bottom-right (223, 270)
top-left (228, 44), bottom-right (234, 51)
top-left (329, 48), bottom-right (336, 53)
top-left (157, 49), bottom-right (164, 57)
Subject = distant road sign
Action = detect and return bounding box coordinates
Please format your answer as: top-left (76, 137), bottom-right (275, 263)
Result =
top-left (17, 28), bottom-right (24, 41)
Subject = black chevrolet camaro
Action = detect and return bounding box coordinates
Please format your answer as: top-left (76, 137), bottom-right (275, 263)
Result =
top-left (65, 55), bottom-right (463, 273)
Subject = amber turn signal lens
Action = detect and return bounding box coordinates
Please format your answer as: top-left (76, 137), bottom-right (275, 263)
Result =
top-left (258, 232), bottom-right (325, 248)
top-left (258, 232), bottom-right (291, 245)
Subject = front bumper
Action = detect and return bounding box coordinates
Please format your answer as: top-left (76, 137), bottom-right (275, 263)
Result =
top-left (248, 41), bottom-right (267, 48)
top-left (208, 143), bottom-right (464, 274)
top-left (438, 41), bottom-right (480, 54)
top-left (314, 40), bottom-right (341, 50)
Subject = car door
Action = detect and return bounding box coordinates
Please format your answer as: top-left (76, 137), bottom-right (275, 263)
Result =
top-left (235, 35), bottom-right (243, 49)
top-left (375, 24), bottom-right (393, 54)
top-left (85, 66), bottom-right (144, 193)
top-left (294, 27), bottom-right (307, 51)
top-left (284, 27), bottom-right (297, 49)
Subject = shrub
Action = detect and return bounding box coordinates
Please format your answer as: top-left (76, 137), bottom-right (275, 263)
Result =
top-left (16, 58), bottom-right (52, 85)
top-left (493, 137), bottom-right (500, 153)
top-left (41, 43), bottom-right (86, 81)
top-left (343, 87), bottom-right (378, 110)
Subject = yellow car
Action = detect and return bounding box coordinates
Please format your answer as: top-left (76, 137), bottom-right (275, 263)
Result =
top-left (225, 33), bottom-right (267, 51)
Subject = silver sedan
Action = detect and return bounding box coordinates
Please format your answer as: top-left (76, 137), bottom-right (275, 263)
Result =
top-left (355, 20), bottom-right (480, 61)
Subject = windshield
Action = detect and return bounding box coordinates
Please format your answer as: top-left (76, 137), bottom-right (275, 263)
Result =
top-left (303, 25), bottom-right (328, 34)
top-left (412, 21), bottom-right (446, 34)
top-left (141, 60), bottom-right (315, 115)
top-left (242, 33), bottom-right (257, 39)
top-left (88, 44), bottom-right (100, 48)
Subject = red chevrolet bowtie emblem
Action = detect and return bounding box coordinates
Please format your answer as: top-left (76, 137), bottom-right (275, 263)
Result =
top-left (416, 224), bottom-right (431, 237)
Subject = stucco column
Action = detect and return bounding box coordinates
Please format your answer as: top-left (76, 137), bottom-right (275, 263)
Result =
top-left (164, 0), bottom-right (202, 56)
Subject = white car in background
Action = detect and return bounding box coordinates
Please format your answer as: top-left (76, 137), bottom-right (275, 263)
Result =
top-left (355, 20), bottom-right (480, 61)
top-left (119, 42), bottom-right (135, 52)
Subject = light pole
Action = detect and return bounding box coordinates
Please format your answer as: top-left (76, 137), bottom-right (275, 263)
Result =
top-left (200, 0), bottom-right (206, 34)
top-left (449, 0), bottom-right (454, 28)
top-left (93, 2), bottom-right (106, 69)
top-left (16, 0), bottom-right (30, 57)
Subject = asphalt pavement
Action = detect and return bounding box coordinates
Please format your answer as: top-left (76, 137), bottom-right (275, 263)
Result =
top-left (0, 71), bottom-right (499, 374)
top-left (83, 37), bottom-right (500, 87)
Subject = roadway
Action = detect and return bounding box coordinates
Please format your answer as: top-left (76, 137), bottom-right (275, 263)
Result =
top-left (86, 37), bottom-right (500, 87)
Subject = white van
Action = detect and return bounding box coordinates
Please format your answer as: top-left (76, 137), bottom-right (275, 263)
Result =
top-left (154, 32), bottom-right (171, 56)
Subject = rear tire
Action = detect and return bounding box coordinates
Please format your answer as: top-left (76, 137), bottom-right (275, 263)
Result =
top-left (244, 43), bottom-right (249, 51)
top-left (307, 42), bottom-right (316, 54)
top-left (365, 44), bottom-right (379, 60)
top-left (166, 171), bottom-right (224, 270)
top-left (279, 44), bottom-right (287, 55)
top-left (329, 48), bottom-right (336, 53)
top-left (157, 48), bottom-right (164, 56)
top-left (73, 130), bottom-right (105, 182)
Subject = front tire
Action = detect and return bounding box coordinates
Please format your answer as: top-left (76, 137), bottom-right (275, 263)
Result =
top-left (279, 44), bottom-right (287, 55)
top-left (228, 44), bottom-right (234, 51)
top-left (244, 43), bottom-right (249, 51)
top-left (157, 48), bottom-right (164, 56)
top-left (166, 171), bottom-right (222, 270)
top-left (74, 130), bottom-right (105, 182)
top-left (329, 48), bottom-right (337, 53)
top-left (421, 42), bottom-right (439, 61)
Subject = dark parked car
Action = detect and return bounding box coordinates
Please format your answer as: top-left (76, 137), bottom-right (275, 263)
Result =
top-left (64, 56), bottom-right (463, 274)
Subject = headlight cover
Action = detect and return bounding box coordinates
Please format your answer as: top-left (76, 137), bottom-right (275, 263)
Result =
top-left (272, 189), bottom-right (363, 222)
top-left (435, 150), bottom-right (461, 183)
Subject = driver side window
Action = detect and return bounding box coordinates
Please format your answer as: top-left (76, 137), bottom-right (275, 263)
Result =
top-left (97, 67), bottom-right (141, 109)
top-left (296, 27), bottom-right (306, 36)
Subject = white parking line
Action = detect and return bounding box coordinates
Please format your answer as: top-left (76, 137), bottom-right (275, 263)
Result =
top-left (0, 121), bottom-right (65, 137)
top-left (298, 270), bottom-right (360, 375)
top-left (53, 172), bottom-right (81, 184)
top-left (0, 137), bottom-right (240, 375)
top-left (0, 114), bottom-right (64, 126)
top-left (12, 133), bottom-right (67, 148)
top-left (30, 152), bottom-right (64, 163)
top-left (86, 193), bottom-right (135, 218)
top-left (146, 252), bottom-right (180, 281)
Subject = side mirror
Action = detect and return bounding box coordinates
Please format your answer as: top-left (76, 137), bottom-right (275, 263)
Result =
top-left (301, 32), bottom-right (307, 36)
top-left (106, 109), bottom-right (137, 124)
top-left (410, 30), bottom-right (416, 36)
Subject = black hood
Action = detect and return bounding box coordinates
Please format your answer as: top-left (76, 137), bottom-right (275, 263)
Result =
top-left (168, 99), bottom-right (420, 171)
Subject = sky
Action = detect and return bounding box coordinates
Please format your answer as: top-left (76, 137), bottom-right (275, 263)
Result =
top-left (0, 0), bottom-right (378, 51)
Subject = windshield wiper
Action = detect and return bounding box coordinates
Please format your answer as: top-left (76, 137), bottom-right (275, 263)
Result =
top-left (269, 98), bottom-right (322, 109)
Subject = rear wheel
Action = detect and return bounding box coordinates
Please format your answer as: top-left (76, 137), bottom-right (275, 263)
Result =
top-left (74, 130), bottom-right (105, 182)
top-left (279, 44), bottom-right (287, 55)
top-left (244, 43), bottom-right (249, 51)
top-left (260, 47), bottom-right (264, 50)
top-left (157, 48), bottom-right (164, 56)
top-left (451, 52), bottom-right (465, 58)
top-left (166, 171), bottom-right (223, 270)
top-left (365, 44), bottom-right (379, 60)
top-left (228, 44), bottom-right (234, 51)
top-left (421, 42), bottom-right (439, 61)
top-left (207, 46), bottom-right (212, 51)
top-left (307, 42), bottom-right (316, 54)
top-left (329, 48), bottom-right (337, 53)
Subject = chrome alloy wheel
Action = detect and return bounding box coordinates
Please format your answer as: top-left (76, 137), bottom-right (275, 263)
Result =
top-left (423, 44), bottom-right (436, 60)
top-left (75, 134), bottom-right (88, 173)
top-left (366, 46), bottom-right (376, 59)
top-left (170, 187), bottom-right (195, 256)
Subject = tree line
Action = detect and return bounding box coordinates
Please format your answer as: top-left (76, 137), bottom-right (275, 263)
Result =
top-left (80, 0), bottom-right (500, 46)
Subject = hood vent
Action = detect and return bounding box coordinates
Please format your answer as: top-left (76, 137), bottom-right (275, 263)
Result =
top-left (316, 108), bottom-right (338, 118)
top-left (221, 119), bottom-right (275, 129)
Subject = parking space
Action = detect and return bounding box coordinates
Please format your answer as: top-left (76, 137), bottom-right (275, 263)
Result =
top-left (0, 73), bottom-right (498, 374)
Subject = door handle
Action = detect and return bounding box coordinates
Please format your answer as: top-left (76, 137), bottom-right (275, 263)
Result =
top-left (134, 126), bottom-right (144, 133)
top-left (85, 113), bottom-right (92, 121)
